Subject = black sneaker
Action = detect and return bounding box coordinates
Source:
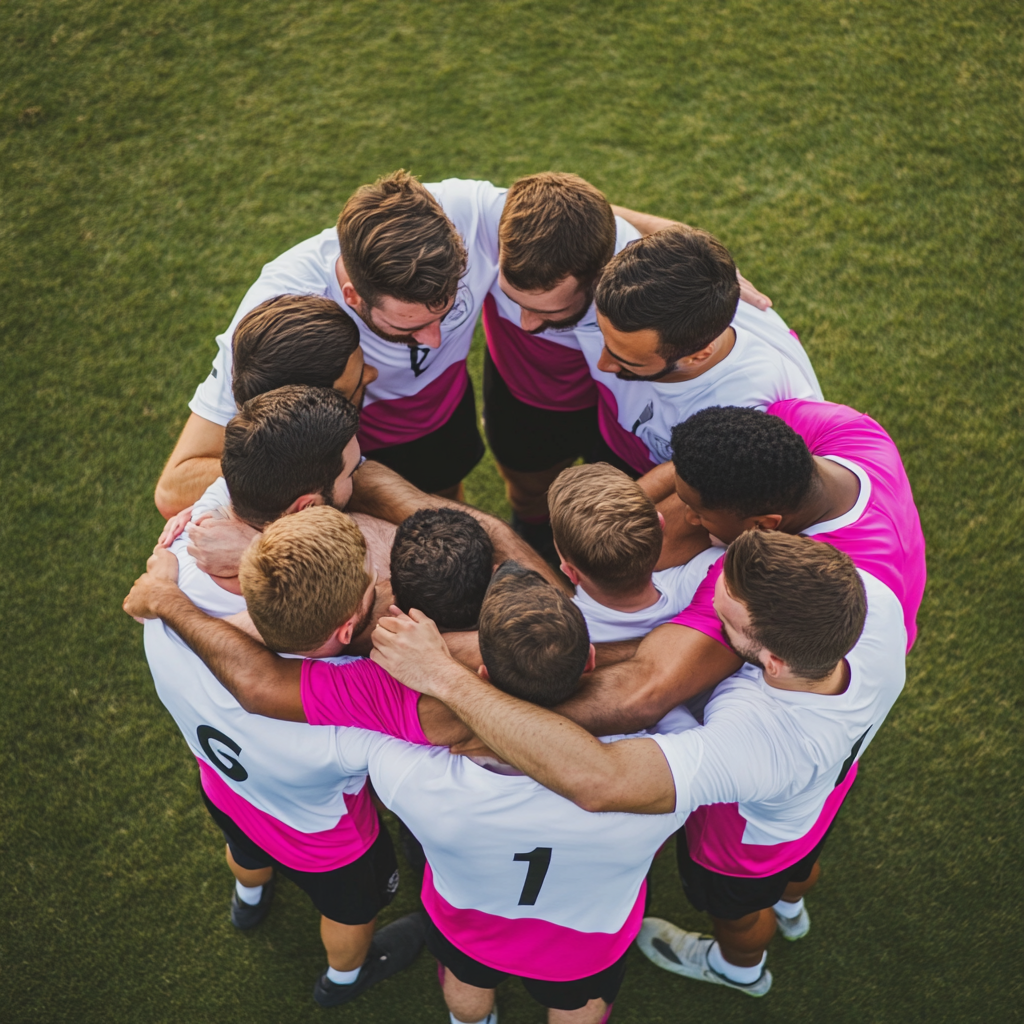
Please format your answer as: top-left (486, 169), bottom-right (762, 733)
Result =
top-left (313, 911), bottom-right (429, 1008)
top-left (509, 513), bottom-right (559, 567)
top-left (229, 876), bottom-right (275, 930)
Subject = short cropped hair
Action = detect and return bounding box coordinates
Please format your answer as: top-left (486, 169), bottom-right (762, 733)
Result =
top-left (595, 226), bottom-right (740, 362)
top-left (548, 463), bottom-right (662, 594)
top-left (337, 170), bottom-right (467, 310)
top-left (478, 562), bottom-right (590, 707)
top-left (390, 508), bottom-right (494, 632)
top-left (222, 385), bottom-right (360, 529)
top-left (232, 295), bottom-right (360, 406)
top-left (499, 172), bottom-right (616, 292)
top-left (238, 506), bottom-right (371, 653)
top-left (671, 406), bottom-right (814, 517)
top-left (724, 531), bottom-right (867, 680)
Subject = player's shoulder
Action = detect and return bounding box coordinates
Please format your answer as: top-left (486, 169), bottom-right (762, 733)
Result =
top-left (613, 215), bottom-right (642, 252)
top-left (426, 178), bottom-right (506, 222)
top-left (855, 571), bottom-right (908, 659)
top-left (258, 227), bottom-right (338, 279)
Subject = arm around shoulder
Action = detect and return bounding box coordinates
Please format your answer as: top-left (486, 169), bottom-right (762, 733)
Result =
top-left (155, 414), bottom-right (226, 518)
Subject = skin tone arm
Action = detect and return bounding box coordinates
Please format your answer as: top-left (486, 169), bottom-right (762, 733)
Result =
top-left (155, 413), bottom-right (226, 519)
top-left (635, 461), bottom-right (713, 570)
top-left (347, 460), bottom-right (570, 593)
top-left (122, 558), bottom-right (469, 745)
top-left (371, 608), bottom-right (678, 814)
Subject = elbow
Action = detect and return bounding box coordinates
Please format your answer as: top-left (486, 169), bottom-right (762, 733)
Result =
top-left (154, 477), bottom-right (182, 520)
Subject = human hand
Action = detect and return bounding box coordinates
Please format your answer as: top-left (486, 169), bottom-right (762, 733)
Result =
top-left (370, 606), bottom-right (455, 696)
top-left (157, 505), bottom-right (194, 548)
top-left (736, 269), bottom-right (772, 311)
top-left (146, 545), bottom-right (180, 584)
top-left (123, 570), bottom-right (181, 623)
top-left (186, 515), bottom-right (260, 577)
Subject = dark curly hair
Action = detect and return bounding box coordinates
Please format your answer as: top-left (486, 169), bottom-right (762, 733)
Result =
top-left (390, 508), bottom-right (494, 631)
top-left (671, 406), bottom-right (814, 517)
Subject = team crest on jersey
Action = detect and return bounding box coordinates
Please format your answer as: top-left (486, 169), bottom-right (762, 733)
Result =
top-left (441, 283), bottom-right (473, 331)
top-left (387, 869), bottom-right (400, 894)
top-left (639, 426), bottom-right (673, 464)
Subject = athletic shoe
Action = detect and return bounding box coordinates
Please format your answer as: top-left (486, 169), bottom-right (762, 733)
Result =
top-left (636, 917), bottom-right (772, 997)
top-left (229, 876), bottom-right (274, 930)
top-left (774, 903), bottom-right (810, 940)
top-left (313, 911), bottom-right (428, 1008)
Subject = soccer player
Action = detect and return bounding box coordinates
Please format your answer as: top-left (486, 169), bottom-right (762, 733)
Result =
top-left (583, 227), bottom-right (822, 478)
top-left (482, 172), bottom-right (771, 554)
top-left (547, 462), bottom-right (721, 641)
top-left (156, 171), bottom-right (506, 513)
top-left (133, 506), bottom-right (469, 1007)
top-left (370, 531), bottom-right (908, 998)
top-left (125, 557), bottom-right (699, 1024)
top-left (549, 398), bottom-right (927, 736)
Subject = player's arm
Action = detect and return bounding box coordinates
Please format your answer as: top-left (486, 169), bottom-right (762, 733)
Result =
top-left (155, 414), bottom-right (226, 519)
top-left (348, 460), bottom-right (568, 593)
top-left (554, 623), bottom-right (742, 736)
top-left (371, 609), bottom-right (677, 814)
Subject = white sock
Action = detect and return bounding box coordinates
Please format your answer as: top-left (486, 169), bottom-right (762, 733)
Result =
top-left (708, 941), bottom-right (766, 984)
top-left (774, 896), bottom-right (805, 919)
top-left (450, 1011), bottom-right (497, 1024)
top-left (234, 880), bottom-right (263, 906)
top-left (326, 964), bottom-right (362, 985)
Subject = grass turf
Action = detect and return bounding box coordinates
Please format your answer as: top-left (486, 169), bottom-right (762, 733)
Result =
top-left (1, 0), bottom-right (1021, 1021)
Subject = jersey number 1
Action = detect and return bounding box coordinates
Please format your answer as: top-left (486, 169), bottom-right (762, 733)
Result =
top-left (513, 847), bottom-right (552, 906)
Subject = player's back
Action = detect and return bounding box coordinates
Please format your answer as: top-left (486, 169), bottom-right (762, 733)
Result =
top-left (364, 736), bottom-right (685, 980)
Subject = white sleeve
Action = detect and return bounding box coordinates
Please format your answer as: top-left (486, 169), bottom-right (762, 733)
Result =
top-left (652, 546), bottom-right (723, 615)
top-left (362, 733), bottom-right (437, 811)
top-left (427, 179), bottom-right (508, 262)
top-left (333, 727), bottom-right (391, 777)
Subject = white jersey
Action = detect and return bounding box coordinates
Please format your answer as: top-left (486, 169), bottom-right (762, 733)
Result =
top-left (650, 569), bottom-right (906, 876)
top-left (573, 546), bottom-right (723, 642)
top-left (333, 728), bottom-right (686, 980)
top-left (188, 179), bottom-right (505, 449)
top-left (582, 301), bottom-right (824, 474)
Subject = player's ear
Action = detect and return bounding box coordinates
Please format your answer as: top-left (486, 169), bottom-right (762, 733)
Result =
top-left (284, 493), bottom-right (323, 515)
top-left (340, 280), bottom-right (362, 311)
top-left (477, 664), bottom-right (490, 681)
top-left (336, 608), bottom-right (362, 646)
top-left (657, 511), bottom-right (666, 532)
top-left (582, 643), bottom-right (597, 674)
top-left (560, 561), bottom-right (581, 586)
top-left (751, 514), bottom-right (783, 532)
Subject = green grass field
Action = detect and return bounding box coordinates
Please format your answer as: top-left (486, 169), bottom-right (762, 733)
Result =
top-left (1, 1), bottom-right (1021, 1021)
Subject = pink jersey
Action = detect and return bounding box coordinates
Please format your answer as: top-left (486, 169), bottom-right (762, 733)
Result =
top-left (671, 399), bottom-right (926, 652)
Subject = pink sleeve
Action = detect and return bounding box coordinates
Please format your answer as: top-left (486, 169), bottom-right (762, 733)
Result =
top-left (669, 557), bottom-right (730, 648)
top-left (300, 658), bottom-right (429, 744)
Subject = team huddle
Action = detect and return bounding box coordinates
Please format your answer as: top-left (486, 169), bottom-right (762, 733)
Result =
top-left (123, 171), bottom-right (926, 1022)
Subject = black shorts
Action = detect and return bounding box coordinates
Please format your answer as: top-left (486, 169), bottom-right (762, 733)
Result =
top-left (585, 430), bottom-right (643, 480)
top-left (203, 790), bottom-right (399, 926)
top-left (482, 348), bottom-right (599, 473)
top-left (426, 916), bottom-right (628, 1011)
top-left (676, 825), bottom-right (831, 921)
top-left (366, 379), bottom-right (485, 493)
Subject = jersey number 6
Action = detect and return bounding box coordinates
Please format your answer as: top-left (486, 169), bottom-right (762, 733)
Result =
top-left (513, 847), bottom-right (552, 906)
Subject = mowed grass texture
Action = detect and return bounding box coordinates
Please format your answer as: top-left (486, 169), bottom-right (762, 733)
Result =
top-left (1, 1), bottom-right (1021, 1021)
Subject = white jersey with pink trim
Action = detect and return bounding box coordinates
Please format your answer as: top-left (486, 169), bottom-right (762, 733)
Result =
top-left (650, 569), bottom-right (906, 877)
top-left (579, 302), bottom-right (824, 475)
top-left (188, 178), bottom-right (505, 449)
top-left (572, 546), bottom-right (723, 643)
top-left (335, 729), bottom-right (688, 980)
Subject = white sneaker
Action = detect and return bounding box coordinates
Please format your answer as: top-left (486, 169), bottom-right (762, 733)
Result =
top-left (774, 903), bottom-right (810, 940)
top-left (636, 917), bottom-right (772, 997)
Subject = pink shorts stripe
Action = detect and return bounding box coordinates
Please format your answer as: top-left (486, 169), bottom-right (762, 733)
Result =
top-left (420, 864), bottom-right (646, 981)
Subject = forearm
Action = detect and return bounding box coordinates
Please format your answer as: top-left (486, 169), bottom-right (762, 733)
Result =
top-left (636, 461), bottom-right (677, 503)
top-left (155, 457), bottom-right (222, 519)
top-left (611, 204), bottom-right (690, 237)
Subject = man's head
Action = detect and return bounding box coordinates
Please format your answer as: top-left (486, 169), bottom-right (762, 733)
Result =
top-left (716, 530), bottom-right (867, 683)
top-left (548, 463), bottom-right (662, 597)
top-left (594, 227), bottom-right (740, 380)
top-left (337, 170), bottom-right (467, 348)
top-left (477, 562), bottom-right (592, 707)
top-left (390, 508), bottom-right (494, 632)
top-left (238, 505), bottom-right (373, 654)
top-left (231, 295), bottom-right (377, 409)
top-left (671, 406), bottom-right (814, 544)
top-left (222, 385), bottom-right (361, 529)
top-left (498, 172), bottom-right (616, 333)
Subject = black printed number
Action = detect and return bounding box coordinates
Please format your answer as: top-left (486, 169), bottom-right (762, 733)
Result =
top-left (197, 725), bottom-right (249, 782)
top-left (513, 847), bottom-right (552, 906)
top-left (834, 726), bottom-right (871, 788)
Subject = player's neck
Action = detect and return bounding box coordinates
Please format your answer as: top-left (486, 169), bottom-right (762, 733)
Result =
top-left (781, 457), bottom-right (861, 534)
top-left (766, 658), bottom-right (850, 696)
top-left (578, 577), bottom-right (661, 613)
top-left (658, 326), bottom-right (736, 383)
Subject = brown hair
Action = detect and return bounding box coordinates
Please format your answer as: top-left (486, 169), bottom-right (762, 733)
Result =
top-left (478, 562), bottom-right (590, 707)
top-left (238, 505), bottom-right (370, 653)
top-left (595, 226), bottom-right (740, 361)
top-left (337, 169), bottom-right (467, 310)
top-left (232, 295), bottom-right (360, 406)
top-left (499, 172), bottom-right (616, 292)
top-left (723, 531), bottom-right (867, 680)
top-left (548, 463), bottom-right (662, 594)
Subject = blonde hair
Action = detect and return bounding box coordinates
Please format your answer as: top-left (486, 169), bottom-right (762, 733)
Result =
top-left (238, 505), bottom-right (370, 653)
top-left (547, 463), bottom-right (662, 595)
